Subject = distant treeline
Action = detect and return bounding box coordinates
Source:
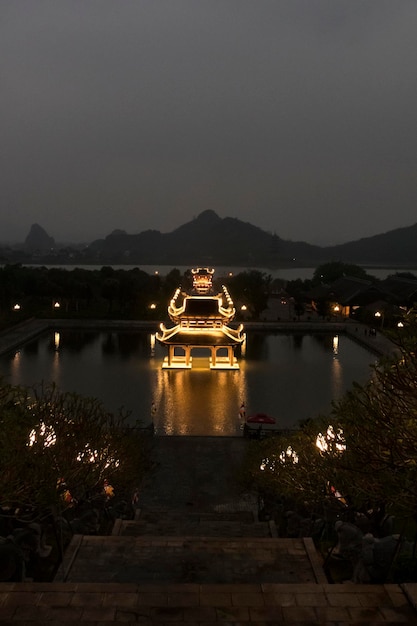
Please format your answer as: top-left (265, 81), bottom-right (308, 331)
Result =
top-left (0, 264), bottom-right (274, 325)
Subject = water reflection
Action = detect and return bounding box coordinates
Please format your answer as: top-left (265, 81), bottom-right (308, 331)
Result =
top-left (1, 330), bottom-right (376, 436)
top-left (152, 362), bottom-right (248, 435)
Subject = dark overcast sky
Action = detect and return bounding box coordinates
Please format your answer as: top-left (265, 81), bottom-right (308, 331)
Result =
top-left (1, 1), bottom-right (417, 245)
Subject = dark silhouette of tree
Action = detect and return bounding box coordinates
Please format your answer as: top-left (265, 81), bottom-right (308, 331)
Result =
top-left (228, 270), bottom-right (272, 319)
top-left (312, 262), bottom-right (372, 286)
top-left (240, 309), bottom-right (417, 525)
top-left (0, 381), bottom-right (152, 513)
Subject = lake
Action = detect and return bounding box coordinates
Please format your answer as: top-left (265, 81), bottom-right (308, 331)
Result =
top-left (22, 264), bottom-right (417, 281)
top-left (0, 329), bottom-right (377, 436)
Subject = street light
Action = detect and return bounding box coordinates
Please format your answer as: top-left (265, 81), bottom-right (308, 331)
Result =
top-left (375, 310), bottom-right (384, 329)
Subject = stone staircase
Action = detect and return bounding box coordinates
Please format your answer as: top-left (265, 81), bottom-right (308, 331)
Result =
top-left (114, 508), bottom-right (272, 538)
top-left (2, 506), bottom-right (404, 623)
top-left (57, 507), bottom-right (324, 585)
top-left (2, 436), bottom-right (417, 623)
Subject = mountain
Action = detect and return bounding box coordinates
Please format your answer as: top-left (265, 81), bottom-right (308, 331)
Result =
top-left (7, 214), bottom-right (417, 267)
top-left (87, 210), bottom-right (327, 266)
top-left (24, 223), bottom-right (55, 252)
top-left (325, 223), bottom-right (417, 266)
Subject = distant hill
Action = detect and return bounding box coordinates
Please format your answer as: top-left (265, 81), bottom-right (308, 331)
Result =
top-left (5, 213), bottom-right (417, 267)
top-left (325, 223), bottom-right (417, 266)
top-left (87, 210), bottom-right (327, 266)
top-left (24, 223), bottom-right (55, 252)
top-left (87, 210), bottom-right (417, 267)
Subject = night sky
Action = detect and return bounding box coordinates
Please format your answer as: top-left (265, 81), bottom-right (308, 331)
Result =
top-left (1, 1), bottom-right (417, 245)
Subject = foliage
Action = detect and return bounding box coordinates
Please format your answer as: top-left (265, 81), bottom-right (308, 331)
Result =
top-left (0, 380), bottom-right (153, 512)
top-left (0, 264), bottom-right (169, 321)
top-left (311, 262), bottom-right (374, 286)
top-left (227, 270), bottom-right (272, 319)
top-left (241, 310), bottom-right (417, 523)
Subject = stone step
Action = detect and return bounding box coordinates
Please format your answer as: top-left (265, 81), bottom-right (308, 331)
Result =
top-left (3, 581), bottom-right (416, 625)
top-left (114, 508), bottom-right (272, 538)
top-left (57, 535), bottom-right (325, 585)
top-left (137, 509), bottom-right (257, 523)
top-left (115, 518), bottom-right (272, 537)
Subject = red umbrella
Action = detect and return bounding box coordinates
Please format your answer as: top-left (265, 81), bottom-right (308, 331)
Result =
top-left (246, 413), bottom-right (276, 424)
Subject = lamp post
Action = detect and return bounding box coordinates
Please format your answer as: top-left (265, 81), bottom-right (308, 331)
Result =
top-left (375, 310), bottom-right (384, 330)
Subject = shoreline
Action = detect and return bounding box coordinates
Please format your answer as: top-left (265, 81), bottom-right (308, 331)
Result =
top-left (0, 317), bottom-right (398, 359)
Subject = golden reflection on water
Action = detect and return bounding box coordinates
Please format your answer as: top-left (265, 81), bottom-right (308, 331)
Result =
top-left (10, 349), bottom-right (21, 376)
top-left (2, 330), bottom-right (376, 437)
top-left (152, 357), bottom-right (248, 436)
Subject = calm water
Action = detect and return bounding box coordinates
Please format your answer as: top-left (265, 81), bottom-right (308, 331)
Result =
top-left (0, 330), bottom-right (377, 436)
top-left (24, 264), bottom-right (417, 281)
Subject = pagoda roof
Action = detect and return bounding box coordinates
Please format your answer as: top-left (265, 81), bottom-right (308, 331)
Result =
top-left (156, 323), bottom-right (245, 347)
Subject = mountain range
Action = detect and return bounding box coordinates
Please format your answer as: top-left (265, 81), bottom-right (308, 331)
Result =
top-left (3, 211), bottom-right (417, 267)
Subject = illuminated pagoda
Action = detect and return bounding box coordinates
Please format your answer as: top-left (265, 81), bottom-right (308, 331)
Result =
top-left (156, 268), bottom-right (245, 369)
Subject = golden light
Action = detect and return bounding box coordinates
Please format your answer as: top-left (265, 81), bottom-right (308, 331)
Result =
top-left (149, 303), bottom-right (156, 310)
top-left (316, 425), bottom-right (346, 454)
top-left (53, 301), bottom-right (61, 309)
top-left (260, 457), bottom-right (272, 471)
top-left (154, 270), bottom-right (159, 275)
top-left (76, 444), bottom-right (120, 469)
top-left (241, 305), bottom-right (247, 311)
top-left (54, 332), bottom-right (60, 350)
top-left (333, 335), bottom-right (339, 355)
top-left (375, 311), bottom-right (382, 318)
top-left (157, 268), bottom-right (245, 370)
top-left (76, 445), bottom-right (97, 464)
top-left (28, 422), bottom-right (57, 448)
top-left (333, 305), bottom-right (340, 313)
top-left (150, 333), bottom-right (156, 354)
top-left (279, 446), bottom-right (299, 464)
top-left (13, 303), bottom-right (21, 311)
top-left (397, 321), bottom-right (404, 328)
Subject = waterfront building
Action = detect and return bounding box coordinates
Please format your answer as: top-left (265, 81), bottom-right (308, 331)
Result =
top-left (156, 268), bottom-right (245, 369)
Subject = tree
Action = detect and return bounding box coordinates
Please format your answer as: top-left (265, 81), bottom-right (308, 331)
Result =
top-left (228, 270), bottom-right (272, 319)
top-left (312, 262), bottom-right (373, 286)
top-left (241, 309), bottom-right (417, 525)
top-left (0, 381), bottom-right (153, 513)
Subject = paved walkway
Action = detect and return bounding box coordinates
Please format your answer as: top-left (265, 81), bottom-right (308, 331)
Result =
top-left (0, 318), bottom-right (48, 355)
top-left (1, 435), bottom-right (417, 623)
top-left (138, 436), bottom-right (256, 513)
top-left (2, 581), bottom-right (417, 624)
